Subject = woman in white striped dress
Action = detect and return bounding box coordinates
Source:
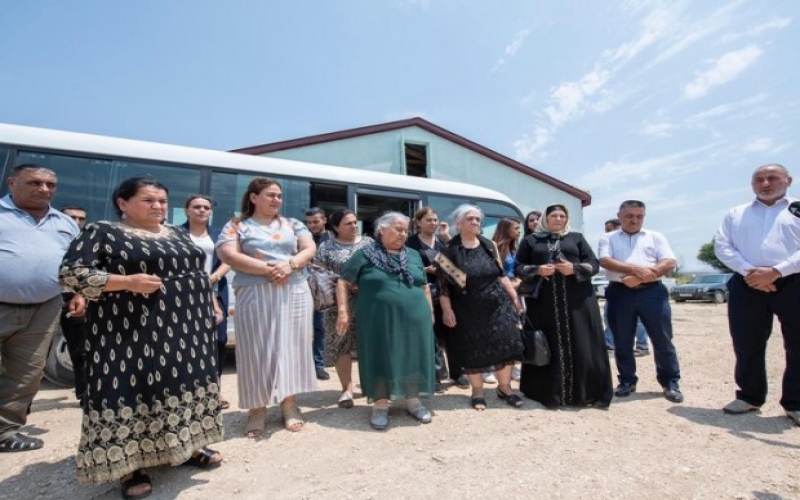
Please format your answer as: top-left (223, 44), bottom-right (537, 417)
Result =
top-left (216, 177), bottom-right (317, 438)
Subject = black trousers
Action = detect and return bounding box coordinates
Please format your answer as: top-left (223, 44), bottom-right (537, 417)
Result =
top-left (59, 305), bottom-right (88, 401)
top-left (728, 273), bottom-right (800, 411)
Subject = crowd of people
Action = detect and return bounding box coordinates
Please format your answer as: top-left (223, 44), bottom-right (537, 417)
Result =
top-left (2, 163), bottom-right (799, 500)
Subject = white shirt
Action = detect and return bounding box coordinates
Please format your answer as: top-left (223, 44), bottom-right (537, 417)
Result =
top-left (190, 233), bottom-right (215, 275)
top-left (714, 196), bottom-right (800, 277)
top-left (597, 228), bottom-right (676, 282)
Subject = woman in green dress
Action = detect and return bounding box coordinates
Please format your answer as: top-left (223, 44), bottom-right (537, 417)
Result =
top-left (335, 211), bottom-right (436, 430)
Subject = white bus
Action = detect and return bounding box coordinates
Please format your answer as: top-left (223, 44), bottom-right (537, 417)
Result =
top-left (0, 122), bottom-right (523, 385)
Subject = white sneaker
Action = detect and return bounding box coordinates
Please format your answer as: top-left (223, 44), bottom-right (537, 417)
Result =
top-left (483, 372), bottom-right (498, 384)
top-left (511, 366), bottom-right (521, 382)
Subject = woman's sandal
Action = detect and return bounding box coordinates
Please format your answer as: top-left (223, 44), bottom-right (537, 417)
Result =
top-left (497, 388), bottom-right (524, 408)
top-left (470, 396), bottom-right (487, 411)
top-left (281, 405), bottom-right (305, 432)
top-left (183, 447), bottom-right (223, 469)
top-left (121, 469), bottom-right (152, 500)
top-left (337, 391), bottom-right (354, 409)
top-left (245, 407), bottom-right (267, 439)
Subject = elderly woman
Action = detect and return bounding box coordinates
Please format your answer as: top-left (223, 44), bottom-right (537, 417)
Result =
top-left (314, 209), bottom-right (373, 409)
top-left (180, 194), bottom-right (232, 409)
top-left (216, 177), bottom-right (317, 438)
top-left (59, 176), bottom-right (224, 500)
top-left (515, 204), bottom-right (613, 409)
top-left (438, 204), bottom-right (524, 410)
top-left (336, 211), bottom-right (435, 430)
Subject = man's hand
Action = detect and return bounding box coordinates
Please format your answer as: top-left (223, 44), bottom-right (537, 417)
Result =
top-left (630, 266), bottom-right (657, 283)
top-left (621, 275), bottom-right (643, 288)
top-left (745, 267), bottom-right (780, 291)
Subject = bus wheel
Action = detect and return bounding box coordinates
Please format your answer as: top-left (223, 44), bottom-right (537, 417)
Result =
top-left (43, 329), bottom-right (75, 387)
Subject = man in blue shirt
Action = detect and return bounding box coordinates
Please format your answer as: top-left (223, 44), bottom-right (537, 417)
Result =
top-left (0, 164), bottom-right (81, 452)
top-left (598, 200), bottom-right (683, 403)
top-left (715, 164), bottom-right (800, 425)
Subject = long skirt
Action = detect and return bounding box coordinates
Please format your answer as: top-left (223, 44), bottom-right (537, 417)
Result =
top-left (233, 281), bottom-right (316, 408)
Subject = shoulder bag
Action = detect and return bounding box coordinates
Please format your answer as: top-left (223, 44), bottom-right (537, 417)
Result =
top-left (306, 263), bottom-right (338, 312)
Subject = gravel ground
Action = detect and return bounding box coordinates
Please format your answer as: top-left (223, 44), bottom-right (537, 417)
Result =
top-left (1, 301), bottom-right (799, 500)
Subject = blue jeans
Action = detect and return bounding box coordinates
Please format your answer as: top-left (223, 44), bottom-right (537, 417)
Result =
top-left (606, 282), bottom-right (680, 387)
top-left (604, 301), bottom-right (649, 350)
top-left (312, 310), bottom-right (325, 369)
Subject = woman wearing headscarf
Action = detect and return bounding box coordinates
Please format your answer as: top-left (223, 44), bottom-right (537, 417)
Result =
top-left (336, 212), bottom-right (435, 430)
top-left (515, 204), bottom-right (613, 409)
top-left (437, 204), bottom-right (524, 411)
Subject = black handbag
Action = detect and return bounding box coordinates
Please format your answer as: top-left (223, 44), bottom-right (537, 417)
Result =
top-left (519, 315), bottom-right (551, 366)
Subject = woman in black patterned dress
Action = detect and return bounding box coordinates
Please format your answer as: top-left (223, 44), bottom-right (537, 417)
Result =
top-left (60, 177), bottom-right (224, 500)
top-left (437, 204), bottom-right (524, 411)
top-left (515, 204), bottom-right (613, 409)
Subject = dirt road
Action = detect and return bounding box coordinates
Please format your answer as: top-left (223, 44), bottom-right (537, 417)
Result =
top-left (1, 302), bottom-right (798, 500)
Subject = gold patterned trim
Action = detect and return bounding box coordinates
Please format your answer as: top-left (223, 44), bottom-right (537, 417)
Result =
top-left (434, 251), bottom-right (466, 289)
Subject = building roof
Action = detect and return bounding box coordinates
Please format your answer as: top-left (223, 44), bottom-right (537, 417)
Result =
top-left (232, 117), bottom-right (591, 206)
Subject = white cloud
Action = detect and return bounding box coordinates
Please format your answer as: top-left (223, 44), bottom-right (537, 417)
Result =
top-left (743, 137), bottom-right (774, 152)
top-left (720, 17), bottom-right (792, 42)
top-left (544, 68), bottom-right (611, 127)
top-left (641, 122), bottom-right (676, 137)
top-left (493, 29), bottom-right (531, 71)
top-left (685, 92), bottom-right (769, 124)
top-left (682, 45), bottom-right (763, 99)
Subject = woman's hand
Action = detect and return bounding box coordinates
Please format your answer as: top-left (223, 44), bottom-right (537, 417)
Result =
top-left (425, 265), bottom-right (437, 275)
top-left (336, 312), bottom-right (349, 335)
top-left (555, 259), bottom-right (575, 276)
top-left (538, 264), bottom-right (557, 277)
top-left (66, 294), bottom-right (86, 318)
top-left (442, 308), bottom-right (456, 328)
top-left (126, 274), bottom-right (163, 294)
top-left (265, 262), bottom-right (291, 285)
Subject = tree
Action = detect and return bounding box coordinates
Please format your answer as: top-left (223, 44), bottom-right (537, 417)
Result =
top-left (697, 238), bottom-right (733, 273)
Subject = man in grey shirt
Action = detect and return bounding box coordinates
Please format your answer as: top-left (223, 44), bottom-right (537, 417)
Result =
top-left (0, 164), bottom-right (81, 452)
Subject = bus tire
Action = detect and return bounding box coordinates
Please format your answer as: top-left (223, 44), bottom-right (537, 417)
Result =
top-left (43, 328), bottom-right (75, 387)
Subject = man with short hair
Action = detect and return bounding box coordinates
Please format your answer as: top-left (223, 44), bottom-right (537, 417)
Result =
top-left (602, 218), bottom-right (650, 356)
top-left (598, 200), bottom-right (683, 403)
top-left (714, 164), bottom-right (800, 425)
top-left (59, 206), bottom-right (89, 402)
top-left (0, 164), bottom-right (81, 452)
top-left (305, 207), bottom-right (331, 380)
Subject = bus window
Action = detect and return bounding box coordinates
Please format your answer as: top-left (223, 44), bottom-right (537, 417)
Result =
top-left (355, 192), bottom-right (419, 237)
top-left (11, 152), bottom-right (201, 224)
top-left (209, 171), bottom-right (311, 226)
top-left (309, 183), bottom-right (348, 218)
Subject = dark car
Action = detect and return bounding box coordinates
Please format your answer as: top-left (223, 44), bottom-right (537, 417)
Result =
top-left (670, 273), bottom-right (733, 303)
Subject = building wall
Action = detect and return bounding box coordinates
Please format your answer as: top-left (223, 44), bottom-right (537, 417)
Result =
top-left (257, 126), bottom-right (585, 230)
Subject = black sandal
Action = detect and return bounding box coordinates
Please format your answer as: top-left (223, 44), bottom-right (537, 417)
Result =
top-left (497, 388), bottom-right (524, 408)
top-left (470, 396), bottom-right (487, 411)
top-left (121, 469), bottom-right (152, 500)
top-left (0, 432), bottom-right (43, 452)
top-left (183, 447), bottom-right (223, 469)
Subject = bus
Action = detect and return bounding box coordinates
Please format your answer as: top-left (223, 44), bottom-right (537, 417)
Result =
top-left (0, 122), bottom-right (523, 385)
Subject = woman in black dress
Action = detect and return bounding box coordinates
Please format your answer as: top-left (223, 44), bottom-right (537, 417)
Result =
top-left (515, 204), bottom-right (613, 409)
top-left (437, 204), bottom-right (523, 410)
top-left (60, 177), bottom-right (224, 500)
top-left (406, 207), bottom-right (462, 386)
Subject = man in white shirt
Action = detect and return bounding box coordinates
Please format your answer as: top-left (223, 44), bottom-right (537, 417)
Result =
top-left (714, 164), bottom-right (800, 425)
top-left (598, 200), bottom-right (683, 403)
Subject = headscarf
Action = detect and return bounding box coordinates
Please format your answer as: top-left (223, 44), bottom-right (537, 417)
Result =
top-left (362, 240), bottom-right (414, 286)
top-left (534, 204), bottom-right (571, 237)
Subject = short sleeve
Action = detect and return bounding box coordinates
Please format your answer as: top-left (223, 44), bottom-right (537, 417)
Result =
top-left (653, 232), bottom-right (676, 261)
top-left (340, 249), bottom-right (367, 284)
top-left (216, 221), bottom-right (239, 248)
top-left (291, 218), bottom-right (311, 239)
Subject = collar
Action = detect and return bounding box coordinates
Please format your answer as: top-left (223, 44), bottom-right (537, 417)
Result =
top-left (0, 194), bottom-right (59, 219)
top-left (752, 196), bottom-right (792, 209)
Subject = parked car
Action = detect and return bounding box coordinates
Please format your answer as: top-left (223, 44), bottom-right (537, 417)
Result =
top-left (670, 273), bottom-right (733, 303)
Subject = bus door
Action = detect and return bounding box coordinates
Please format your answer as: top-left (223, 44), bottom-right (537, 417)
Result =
top-left (355, 189), bottom-right (420, 238)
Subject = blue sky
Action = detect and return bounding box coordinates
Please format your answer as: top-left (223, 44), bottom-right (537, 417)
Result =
top-left (1, 0), bottom-right (797, 270)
